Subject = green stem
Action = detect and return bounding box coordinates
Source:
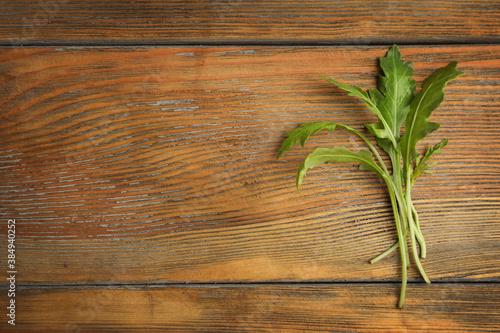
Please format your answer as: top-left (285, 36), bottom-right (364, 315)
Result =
top-left (406, 171), bottom-right (431, 284)
top-left (391, 151), bottom-right (414, 270)
top-left (336, 124), bottom-right (390, 175)
top-left (391, 150), bottom-right (403, 189)
top-left (336, 123), bottom-right (430, 305)
top-left (398, 186), bottom-right (425, 259)
top-left (383, 177), bottom-right (408, 308)
top-left (412, 202), bottom-right (426, 258)
top-left (399, 207), bottom-right (411, 270)
top-left (370, 242), bottom-right (399, 264)
top-left (370, 228), bottom-right (409, 263)
top-left (370, 165), bottom-right (411, 267)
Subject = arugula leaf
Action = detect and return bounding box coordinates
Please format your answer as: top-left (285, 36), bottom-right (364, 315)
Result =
top-left (411, 139), bottom-right (449, 185)
top-left (318, 74), bottom-right (371, 102)
top-left (365, 45), bottom-right (416, 157)
top-left (296, 147), bottom-right (383, 191)
top-left (276, 122), bottom-right (337, 159)
top-left (365, 121), bottom-right (394, 154)
top-left (319, 43), bottom-right (416, 150)
top-left (319, 74), bottom-right (397, 147)
top-left (372, 44), bottom-right (416, 138)
top-left (401, 62), bottom-right (464, 165)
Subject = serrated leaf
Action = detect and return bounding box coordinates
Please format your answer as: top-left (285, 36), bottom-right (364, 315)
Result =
top-left (276, 122), bottom-right (337, 159)
top-left (417, 139), bottom-right (448, 171)
top-left (401, 62), bottom-right (464, 166)
top-left (319, 46), bottom-right (415, 150)
top-left (366, 45), bottom-right (416, 153)
top-left (296, 146), bottom-right (383, 191)
top-left (365, 121), bottom-right (395, 155)
top-left (425, 161), bottom-right (438, 168)
top-left (411, 139), bottom-right (449, 184)
top-left (376, 45), bottom-right (417, 136)
top-left (319, 74), bottom-right (395, 146)
top-left (318, 74), bottom-right (370, 102)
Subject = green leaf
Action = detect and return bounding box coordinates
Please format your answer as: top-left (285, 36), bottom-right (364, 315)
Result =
top-left (318, 74), bottom-right (395, 145)
top-left (411, 139), bottom-right (449, 184)
top-left (276, 122), bottom-right (337, 159)
top-left (365, 121), bottom-right (395, 155)
top-left (318, 74), bottom-right (371, 102)
top-left (296, 146), bottom-right (384, 191)
top-left (319, 74), bottom-right (386, 124)
top-left (365, 45), bottom-right (416, 155)
top-left (401, 62), bottom-right (464, 165)
top-left (374, 45), bottom-right (416, 137)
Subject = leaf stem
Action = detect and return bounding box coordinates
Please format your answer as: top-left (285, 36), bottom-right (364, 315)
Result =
top-left (385, 183), bottom-right (408, 308)
top-left (369, 227), bottom-right (409, 264)
top-left (406, 170), bottom-right (431, 284)
top-left (412, 201), bottom-right (426, 258)
top-left (370, 242), bottom-right (399, 264)
top-left (336, 124), bottom-right (390, 175)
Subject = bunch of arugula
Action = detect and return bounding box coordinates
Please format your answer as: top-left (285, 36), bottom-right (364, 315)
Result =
top-left (277, 45), bottom-right (463, 308)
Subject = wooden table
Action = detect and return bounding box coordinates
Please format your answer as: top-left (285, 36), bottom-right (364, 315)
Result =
top-left (1, 1), bottom-right (500, 332)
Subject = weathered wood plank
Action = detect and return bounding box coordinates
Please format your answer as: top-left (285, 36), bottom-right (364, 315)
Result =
top-left (1, 284), bottom-right (499, 332)
top-left (2, 0), bottom-right (499, 44)
top-left (0, 46), bottom-right (499, 284)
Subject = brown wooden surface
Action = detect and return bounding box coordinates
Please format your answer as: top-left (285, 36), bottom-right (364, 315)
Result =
top-left (1, 45), bottom-right (499, 331)
top-left (1, 1), bottom-right (500, 332)
top-left (2, 0), bottom-right (500, 45)
top-left (1, 284), bottom-right (500, 332)
top-left (1, 45), bottom-right (499, 284)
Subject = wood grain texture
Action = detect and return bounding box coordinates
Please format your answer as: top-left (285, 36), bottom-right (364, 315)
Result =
top-left (1, 45), bottom-right (499, 285)
top-left (1, 284), bottom-right (499, 332)
top-left (1, 0), bottom-right (499, 45)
